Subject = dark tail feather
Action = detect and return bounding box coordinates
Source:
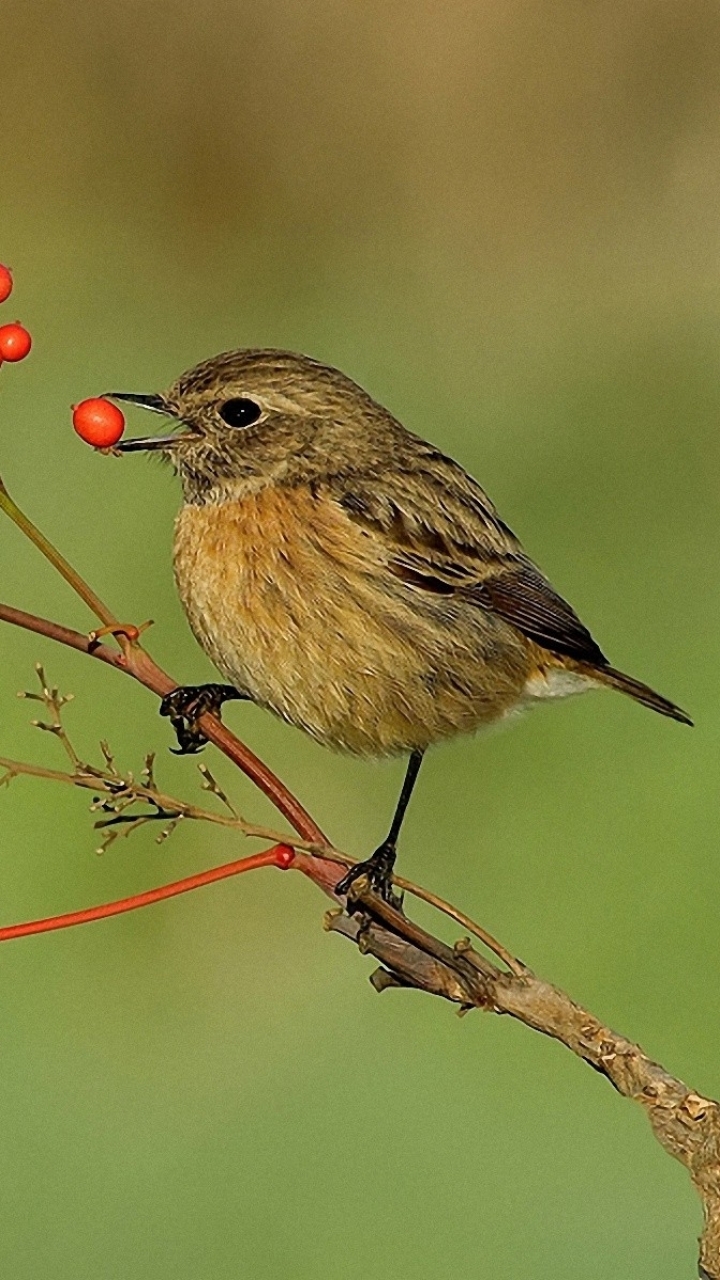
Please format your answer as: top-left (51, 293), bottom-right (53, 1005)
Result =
top-left (580, 664), bottom-right (693, 726)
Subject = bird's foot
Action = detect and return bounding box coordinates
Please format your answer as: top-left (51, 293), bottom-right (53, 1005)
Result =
top-left (336, 840), bottom-right (403, 911)
top-left (159, 683), bottom-right (245, 754)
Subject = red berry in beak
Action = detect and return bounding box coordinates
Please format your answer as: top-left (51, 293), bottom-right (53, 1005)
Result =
top-left (72, 398), bottom-right (126, 448)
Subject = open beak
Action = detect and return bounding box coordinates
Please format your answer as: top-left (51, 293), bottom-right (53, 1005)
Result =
top-left (106, 392), bottom-right (190, 452)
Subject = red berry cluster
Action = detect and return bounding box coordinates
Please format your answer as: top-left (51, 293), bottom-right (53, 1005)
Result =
top-left (0, 263), bottom-right (126, 449)
top-left (0, 265), bottom-right (32, 365)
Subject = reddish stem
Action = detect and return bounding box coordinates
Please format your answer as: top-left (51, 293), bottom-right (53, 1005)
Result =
top-left (0, 845), bottom-right (296, 942)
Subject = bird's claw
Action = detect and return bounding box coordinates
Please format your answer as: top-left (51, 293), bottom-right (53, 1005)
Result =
top-left (336, 840), bottom-right (404, 911)
top-left (159, 683), bottom-right (244, 755)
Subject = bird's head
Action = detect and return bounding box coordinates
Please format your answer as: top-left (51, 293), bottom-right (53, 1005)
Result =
top-left (110, 348), bottom-right (401, 502)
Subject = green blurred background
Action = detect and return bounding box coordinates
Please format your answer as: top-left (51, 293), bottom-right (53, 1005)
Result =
top-left (0, 2), bottom-right (718, 1275)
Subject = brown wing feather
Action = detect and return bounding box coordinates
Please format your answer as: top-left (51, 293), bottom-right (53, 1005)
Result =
top-left (331, 459), bottom-right (607, 668)
top-left (470, 561), bottom-right (608, 666)
top-left (391, 550), bottom-right (607, 665)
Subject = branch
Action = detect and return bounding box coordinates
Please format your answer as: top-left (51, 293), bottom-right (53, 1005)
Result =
top-left (1, 484), bottom-right (718, 1273)
top-left (0, 726), bottom-right (519, 970)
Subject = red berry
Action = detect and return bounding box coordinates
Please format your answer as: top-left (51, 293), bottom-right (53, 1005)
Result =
top-left (72, 398), bottom-right (126, 448)
top-left (0, 322), bottom-right (31, 362)
top-left (274, 845), bottom-right (295, 869)
top-left (0, 265), bottom-right (13, 304)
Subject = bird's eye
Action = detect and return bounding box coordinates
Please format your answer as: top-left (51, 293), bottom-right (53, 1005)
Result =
top-left (219, 397), bottom-right (262, 428)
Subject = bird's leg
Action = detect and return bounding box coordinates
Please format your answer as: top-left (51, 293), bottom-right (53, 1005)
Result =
top-left (160, 684), bottom-right (247, 754)
top-left (337, 749), bottom-right (424, 909)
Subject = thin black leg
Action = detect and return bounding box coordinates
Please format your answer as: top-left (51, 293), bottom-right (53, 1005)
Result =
top-left (336, 749), bottom-right (425, 907)
top-left (386, 749), bottom-right (424, 846)
top-left (160, 683), bottom-right (247, 754)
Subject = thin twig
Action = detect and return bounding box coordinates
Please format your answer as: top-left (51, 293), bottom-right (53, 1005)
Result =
top-left (0, 598), bottom-right (328, 851)
top-left (0, 746), bottom-right (520, 969)
top-left (391, 875), bottom-right (525, 974)
top-left (0, 475), bottom-right (116, 627)
top-left (0, 845), bottom-right (296, 941)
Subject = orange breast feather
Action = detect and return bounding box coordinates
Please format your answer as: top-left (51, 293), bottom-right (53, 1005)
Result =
top-left (173, 484), bottom-right (532, 754)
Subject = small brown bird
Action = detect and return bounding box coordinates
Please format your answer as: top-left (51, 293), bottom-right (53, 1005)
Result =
top-left (111, 349), bottom-right (691, 900)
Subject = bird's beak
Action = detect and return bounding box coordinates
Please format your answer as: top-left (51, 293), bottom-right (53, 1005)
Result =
top-left (106, 392), bottom-right (192, 452)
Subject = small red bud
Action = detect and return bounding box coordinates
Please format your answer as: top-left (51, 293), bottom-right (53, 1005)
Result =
top-left (72, 398), bottom-right (126, 449)
top-left (0, 322), bottom-right (31, 362)
top-left (274, 845), bottom-right (295, 869)
top-left (0, 265), bottom-right (13, 304)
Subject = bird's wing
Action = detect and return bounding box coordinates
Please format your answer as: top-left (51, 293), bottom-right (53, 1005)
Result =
top-left (328, 451), bottom-right (608, 668)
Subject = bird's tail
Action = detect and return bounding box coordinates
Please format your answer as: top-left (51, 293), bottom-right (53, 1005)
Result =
top-left (578, 664), bottom-right (693, 726)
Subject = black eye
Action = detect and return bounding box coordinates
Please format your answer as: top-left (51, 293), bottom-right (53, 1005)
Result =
top-left (219, 397), bottom-right (262, 428)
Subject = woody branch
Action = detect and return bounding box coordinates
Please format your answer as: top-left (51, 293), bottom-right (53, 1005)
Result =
top-left (1, 480), bottom-right (718, 1277)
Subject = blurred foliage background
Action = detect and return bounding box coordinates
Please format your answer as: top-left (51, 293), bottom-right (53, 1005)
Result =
top-left (0, 2), bottom-right (718, 1275)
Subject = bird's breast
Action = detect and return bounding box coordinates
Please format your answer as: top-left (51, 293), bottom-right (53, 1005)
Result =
top-left (173, 485), bottom-right (534, 754)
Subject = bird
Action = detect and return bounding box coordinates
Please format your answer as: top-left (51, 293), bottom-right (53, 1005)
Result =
top-left (109, 348), bottom-right (692, 903)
